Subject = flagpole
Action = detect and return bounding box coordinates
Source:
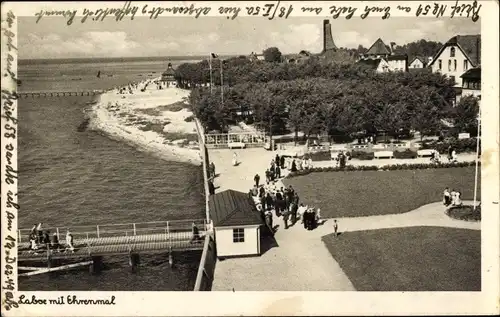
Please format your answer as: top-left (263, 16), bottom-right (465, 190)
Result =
top-left (209, 54), bottom-right (213, 95)
top-left (220, 59), bottom-right (224, 105)
top-left (473, 99), bottom-right (481, 210)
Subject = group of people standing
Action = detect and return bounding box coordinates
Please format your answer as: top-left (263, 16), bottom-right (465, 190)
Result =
top-left (443, 187), bottom-right (463, 207)
top-left (28, 223), bottom-right (76, 254)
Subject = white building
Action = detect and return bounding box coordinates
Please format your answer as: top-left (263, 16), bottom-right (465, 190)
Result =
top-left (358, 38), bottom-right (407, 72)
top-left (208, 190), bottom-right (265, 258)
top-left (427, 34), bottom-right (481, 87)
top-left (409, 56), bottom-right (428, 69)
top-left (357, 58), bottom-right (390, 73)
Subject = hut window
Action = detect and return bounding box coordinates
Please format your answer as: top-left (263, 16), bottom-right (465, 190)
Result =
top-left (450, 47), bottom-right (456, 57)
top-left (463, 60), bottom-right (468, 71)
top-left (233, 228), bottom-right (245, 243)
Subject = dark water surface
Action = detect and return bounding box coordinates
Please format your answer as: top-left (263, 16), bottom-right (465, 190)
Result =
top-left (18, 59), bottom-right (205, 291)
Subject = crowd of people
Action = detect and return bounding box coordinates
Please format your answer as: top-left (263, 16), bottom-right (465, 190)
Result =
top-left (249, 154), bottom-right (326, 233)
top-left (443, 187), bottom-right (463, 207)
top-left (28, 223), bottom-right (76, 254)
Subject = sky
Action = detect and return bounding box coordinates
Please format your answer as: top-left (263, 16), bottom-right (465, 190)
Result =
top-left (18, 16), bottom-right (480, 59)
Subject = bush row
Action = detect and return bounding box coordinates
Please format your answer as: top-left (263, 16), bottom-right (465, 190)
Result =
top-left (286, 161), bottom-right (478, 178)
top-left (420, 138), bottom-right (479, 154)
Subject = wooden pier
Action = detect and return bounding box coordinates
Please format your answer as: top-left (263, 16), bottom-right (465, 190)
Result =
top-left (17, 90), bottom-right (107, 99)
top-left (18, 219), bottom-right (207, 273)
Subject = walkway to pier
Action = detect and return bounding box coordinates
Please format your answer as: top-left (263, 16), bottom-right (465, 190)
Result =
top-left (18, 219), bottom-right (206, 262)
top-left (207, 148), bottom-right (479, 291)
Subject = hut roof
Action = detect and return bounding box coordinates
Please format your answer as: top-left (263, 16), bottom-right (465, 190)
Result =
top-left (208, 190), bottom-right (263, 227)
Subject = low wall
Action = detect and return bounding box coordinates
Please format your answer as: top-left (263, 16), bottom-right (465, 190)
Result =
top-left (193, 117), bottom-right (217, 291)
top-left (193, 235), bottom-right (217, 291)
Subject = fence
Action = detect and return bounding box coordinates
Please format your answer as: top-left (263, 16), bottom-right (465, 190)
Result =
top-left (204, 132), bottom-right (266, 149)
top-left (18, 219), bottom-right (206, 243)
top-left (17, 91), bottom-right (106, 98)
top-left (193, 235), bottom-right (217, 291)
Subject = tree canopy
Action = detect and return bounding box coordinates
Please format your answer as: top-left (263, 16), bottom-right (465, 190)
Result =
top-left (262, 47), bottom-right (283, 63)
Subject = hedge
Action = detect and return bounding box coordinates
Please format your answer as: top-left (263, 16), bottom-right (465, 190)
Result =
top-left (286, 161), bottom-right (478, 178)
top-left (349, 151), bottom-right (375, 160)
top-left (446, 205), bottom-right (481, 221)
top-left (420, 138), bottom-right (479, 154)
top-left (306, 150), bottom-right (332, 161)
top-left (393, 149), bottom-right (418, 159)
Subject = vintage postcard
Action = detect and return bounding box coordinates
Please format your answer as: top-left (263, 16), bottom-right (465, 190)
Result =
top-left (1, 0), bottom-right (499, 316)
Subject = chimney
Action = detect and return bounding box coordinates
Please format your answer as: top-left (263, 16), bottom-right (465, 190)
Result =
top-left (323, 20), bottom-right (337, 52)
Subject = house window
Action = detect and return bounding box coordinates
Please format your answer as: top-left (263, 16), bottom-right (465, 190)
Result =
top-left (464, 60), bottom-right (469, 71)
top-left (448, 60), bottom-right (452, 71)
top-left (450, 47), bottom-right (456, 57)
top-left (232, 228), bottom-right (245, 243)
top-left (450, 76), bottom-right (456, 84)
top-left (438, 59), bottom-right (442, 70)
top-left (454, 59), bottom-right (457, 71)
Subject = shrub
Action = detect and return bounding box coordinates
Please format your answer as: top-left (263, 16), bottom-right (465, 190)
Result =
top-left (308, 150), bottom-right (331, 161)
top-left (446, 205), bottom-right (481, 221)
top-left (184, 115), bottom-right (195, 122)
top-left (394, 149), bottom-right (418, 159)
top-left (349, 151), bottom-right (374, 160)
top-left (420, 138), bottom-right (479, 154)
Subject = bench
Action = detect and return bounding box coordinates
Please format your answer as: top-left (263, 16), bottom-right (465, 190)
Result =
top-left (228, 142), bottom-right (246, 149)
top-left (417, 149), bottom-right (435, 157)
top-left (374, 151), bottom-right (394, 159)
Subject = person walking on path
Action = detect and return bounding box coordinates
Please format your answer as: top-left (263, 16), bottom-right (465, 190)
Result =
top-left (280, 155), bottom-right (285, 169)
top-left (254, 173), bottom-right (261, 188)
top-left (443, 187), bottom-right (451, 206)
top-left (209, 162), bottom-right (216, 178)
top-left (275, 154), bottom-right (280, 167)
top-left (265, 169), bottom-right (271, 184)
top-left (333, 220), bottom-right (339, 237)
top-left (276, 165), bottom-right (281, 178)
top-left (208, 179), bottom-right (216, 195)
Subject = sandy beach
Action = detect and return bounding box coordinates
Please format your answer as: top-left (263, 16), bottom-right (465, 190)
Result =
top-left (89, 79), bottom-right (202, 165)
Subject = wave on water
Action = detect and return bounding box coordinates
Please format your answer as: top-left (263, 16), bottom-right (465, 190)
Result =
top-left (88, 79), bottom-right (203, 166)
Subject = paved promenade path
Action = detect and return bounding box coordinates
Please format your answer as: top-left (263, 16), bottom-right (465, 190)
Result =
top-left (208, 148), bottom-right (479, 291)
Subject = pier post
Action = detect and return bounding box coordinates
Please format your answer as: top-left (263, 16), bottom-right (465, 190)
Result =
top-left (89, 256), bottom-right (102, 274)
top-left (46, 245), bottom-right (52, 268)
top-left (128, 251), bottom-right (140, 273)
top-left (168, 247), bottom-right (174, 268)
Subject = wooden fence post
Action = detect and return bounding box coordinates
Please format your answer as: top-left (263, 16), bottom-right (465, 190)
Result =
top-left (133, 223), bottom-right (137, 236)
top-left (96, 225), bottom-right (100, 238)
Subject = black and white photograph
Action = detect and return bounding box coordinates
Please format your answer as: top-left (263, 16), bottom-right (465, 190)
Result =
top-left (1, 1), bottom-right (499, 316)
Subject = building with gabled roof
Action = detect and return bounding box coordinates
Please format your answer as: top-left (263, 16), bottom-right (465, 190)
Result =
top-left (356, 58), bottom-right (390, 73)
top-left (428, 34), bottom-right (481, 87)
top-left (365, 38), bottom-right (392, 57)
top-left (459, 67), bottom-right (481, 101)
top-left (208, 190), bottom-right (265, 258)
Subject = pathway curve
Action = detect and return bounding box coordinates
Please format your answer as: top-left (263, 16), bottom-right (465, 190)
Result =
top-left (208, 148), bottom-right (479, 291)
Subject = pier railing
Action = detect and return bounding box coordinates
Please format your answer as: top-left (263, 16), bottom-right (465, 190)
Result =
top-left (17, 90), bottom-right (107, 98)
top-left (18, 219), bottom-right (206, 243)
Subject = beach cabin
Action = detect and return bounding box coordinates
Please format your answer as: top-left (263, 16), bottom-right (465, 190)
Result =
top-left (161, 63), bottom-right (177, 87)
top-left (209, 190), bottom-right (264, 258)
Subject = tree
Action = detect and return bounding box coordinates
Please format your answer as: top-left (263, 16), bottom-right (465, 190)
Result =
top-left (453, 96), bottom-right (480, 135)
top-left (262, 47), bottom-right (283, 63)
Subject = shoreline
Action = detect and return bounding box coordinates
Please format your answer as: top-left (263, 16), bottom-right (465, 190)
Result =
top-left (89, 79), bottom-right (203, 166)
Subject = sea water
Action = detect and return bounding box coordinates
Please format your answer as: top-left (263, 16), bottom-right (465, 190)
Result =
top-left (17, 57), bottom-right (205, 291)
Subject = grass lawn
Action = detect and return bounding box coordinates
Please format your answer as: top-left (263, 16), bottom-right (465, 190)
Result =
top-left (322, 227), bottom-right (481, 291)
top-left (283, 167), bottom-right (479, 218)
